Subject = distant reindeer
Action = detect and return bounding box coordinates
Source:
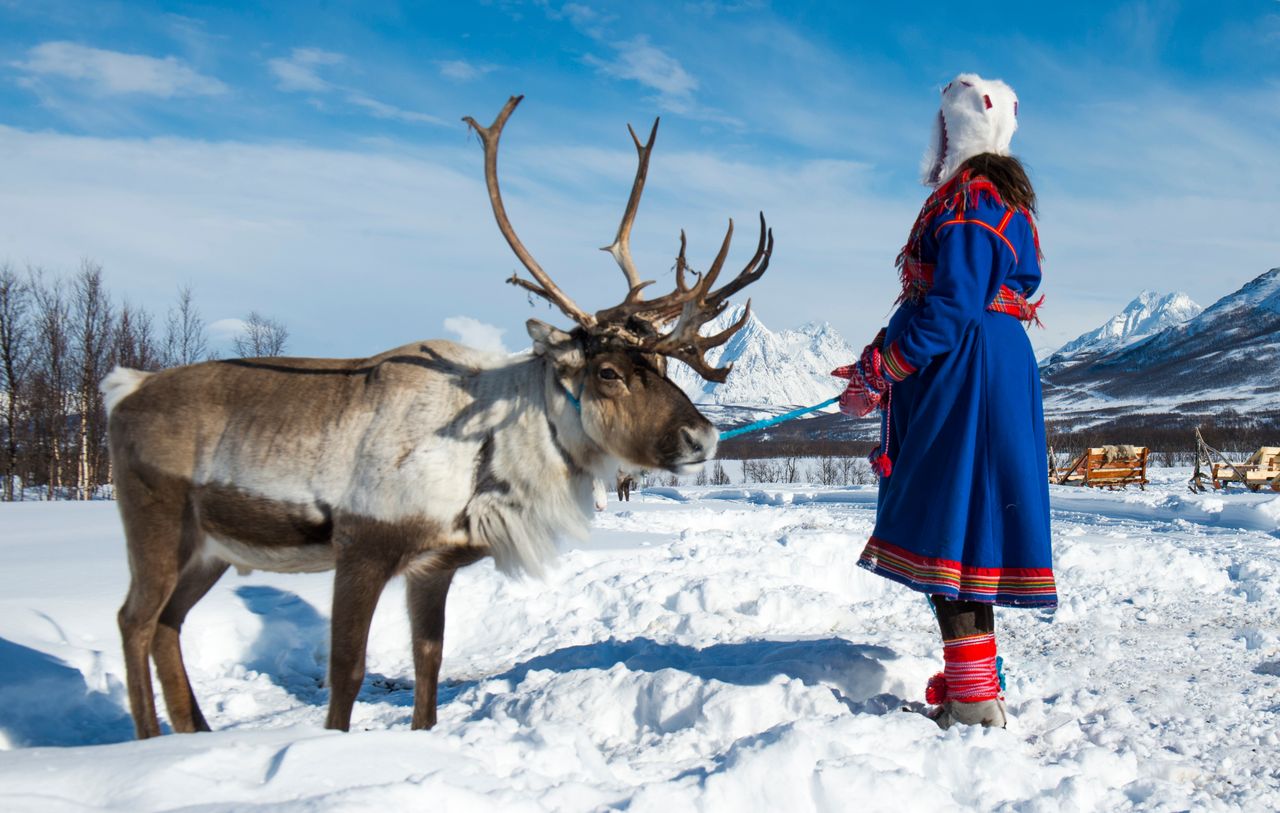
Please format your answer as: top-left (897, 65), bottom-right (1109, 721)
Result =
top-left (615, 470), bottom-right (636, 501)
top-left (103, 95), bottom-right (772, 739)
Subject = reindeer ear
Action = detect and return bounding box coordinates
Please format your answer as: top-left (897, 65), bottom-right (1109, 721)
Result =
top-left (527, 319), bottom-right (584, 369)
top-left (527, 319), bottom-right (570, 354)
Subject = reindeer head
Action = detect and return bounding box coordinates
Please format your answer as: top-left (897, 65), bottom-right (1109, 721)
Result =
top-left (464, 96), bottom-right (773, 474)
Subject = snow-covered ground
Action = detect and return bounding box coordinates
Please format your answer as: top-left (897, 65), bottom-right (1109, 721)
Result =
top-left (2, 469), bottom-right (1279, 811)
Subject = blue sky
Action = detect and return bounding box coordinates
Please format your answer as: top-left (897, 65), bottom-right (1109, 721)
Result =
top-left (1, 0), bottom-right (1278, 358)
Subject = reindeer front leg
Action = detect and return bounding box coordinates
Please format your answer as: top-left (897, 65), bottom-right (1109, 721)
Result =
top-left (406, 569), bottom-right (455, 730)
top-left (325, 543), bottom-right (399, 732)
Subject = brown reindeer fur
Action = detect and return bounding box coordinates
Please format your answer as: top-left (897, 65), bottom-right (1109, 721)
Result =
top-left (106, 327), bottom-right (717, 738)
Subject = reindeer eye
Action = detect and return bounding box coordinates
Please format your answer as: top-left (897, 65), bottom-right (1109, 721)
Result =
top-left (598, 367), bottom-right (622, 381)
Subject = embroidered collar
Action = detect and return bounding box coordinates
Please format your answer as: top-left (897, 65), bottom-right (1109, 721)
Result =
top-left (895, 170), bottom-right (1042, 305)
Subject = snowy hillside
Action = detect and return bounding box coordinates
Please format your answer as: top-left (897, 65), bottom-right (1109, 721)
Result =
top-left (3, 478), bottom-right (1280, 810)
top-left (1042, 290), bottom-right (1201, 371)
top-left (662, 275), bottom-right (1274, 434)
top-left (1043, 268), bottom-right (1280, 426)
top-left (668, 305), bottom-right (854, 410)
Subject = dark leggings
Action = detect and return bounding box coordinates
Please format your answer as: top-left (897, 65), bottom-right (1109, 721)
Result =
top-left (931, 596), bottom-right (995, 641)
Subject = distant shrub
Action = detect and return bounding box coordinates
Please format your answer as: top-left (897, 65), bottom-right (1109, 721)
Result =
top-left (710, 460), bottom-right (731, 485)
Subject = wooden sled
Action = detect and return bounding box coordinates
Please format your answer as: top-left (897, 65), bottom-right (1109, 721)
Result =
top-left (1052, 445), bottom-right (1149, 490)
top-left (1190, 429), bottom-right (1280, 493)
top-left (1211, 446), bottom-right (1280, 492)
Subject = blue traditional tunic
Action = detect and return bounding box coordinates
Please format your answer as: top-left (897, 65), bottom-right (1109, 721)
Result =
top-left (857, 179), bottom-right (1057, 608)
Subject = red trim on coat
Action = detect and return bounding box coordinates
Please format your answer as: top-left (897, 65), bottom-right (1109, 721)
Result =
top-left (881, 342), bottom-right (915, 381)
top-left (859, 536), bottom-right (1058, 602)
top-left (933, 218), bottom-right (1019, 262)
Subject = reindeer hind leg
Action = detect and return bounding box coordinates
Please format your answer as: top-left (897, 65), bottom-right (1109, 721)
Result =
top-left (116, 498), bottom-right (188, 739)
top-left (151, 554), bottom-right (228, 733)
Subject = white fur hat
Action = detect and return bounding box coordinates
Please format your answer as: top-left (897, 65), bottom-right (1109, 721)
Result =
top-left (921, 73), bottom-right (1019, 186)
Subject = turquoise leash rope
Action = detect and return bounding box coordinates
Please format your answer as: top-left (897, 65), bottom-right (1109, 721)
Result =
top-left (561, 379), bottom-right (838, 442)
top-left (718, 396), bottom-right (839, 441)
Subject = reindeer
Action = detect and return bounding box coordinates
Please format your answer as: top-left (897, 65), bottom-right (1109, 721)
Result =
top-left (103, 96), bottom-right (773, 739)
top-left (616, 469), bottom-right (637, 501)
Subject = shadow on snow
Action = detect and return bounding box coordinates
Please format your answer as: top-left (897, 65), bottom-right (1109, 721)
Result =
top-left (234, 585), bottom-right (904, 720)
top-left (452, 635), bottom-right (903, 717)
top-left (1, 586), bottom-right (900, 748)
top-left (0, 636), bottom-right (134, 748)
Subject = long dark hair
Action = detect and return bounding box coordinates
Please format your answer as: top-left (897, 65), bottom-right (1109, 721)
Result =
top-left (958, 153), bottom-right (1037, 214)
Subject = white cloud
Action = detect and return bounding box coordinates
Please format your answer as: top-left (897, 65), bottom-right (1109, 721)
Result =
top-left (2, 72), bottom-right (1276, 362)
top-left (267, 47), bottom-right (344, 92)
top-left (683, 0), bottom-right (768, 14)
top-left (436, 59), bottom-right (496, 82)
top-left (267, 48), bottom-right (444, 126)
top-left (542, 4), bottom-right (694, 108)
top-left (0, 131), bottom-right (874, 360)
top-left (443, 316), bottom-right (510, 355)
top-left (12, 41), bottom-right (227, 98)
top-left (0, 124), bottom-right (909, 359)
top-left (583, 36), bottom-right (740, 126)
top-left (546, 5), bottom-right (735, 124)
top-left (587, 36), bottom-right (698, 104)
top-left (208, 317), bottom-right (249, 341)
top-left (346, 93), bottom-right (446, 126)
top-left (550, 3), bottom-right (613, 39)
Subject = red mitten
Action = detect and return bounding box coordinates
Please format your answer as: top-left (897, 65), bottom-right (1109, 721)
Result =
top-left (859, 346), bottom-right (887, 392)
top-left (839, 378), bottom-right (880, 417)
top-left (832, 329), bottom-right (891, 418)
top-left (832, 363), bottom-right (881, 418)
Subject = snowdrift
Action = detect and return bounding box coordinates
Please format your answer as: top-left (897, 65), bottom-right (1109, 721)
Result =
top-left (1, 471), bottom-right (1279, 810)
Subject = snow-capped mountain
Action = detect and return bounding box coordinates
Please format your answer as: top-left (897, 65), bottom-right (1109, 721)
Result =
top-left (1041, 290), bottom-right (1201, 372)
top-left (666, 271), bottom-right (1278, 434)
top-left (668, 305), bottom-right (855, 410)
top-left (1043, 268), bottom-right (1280, 425)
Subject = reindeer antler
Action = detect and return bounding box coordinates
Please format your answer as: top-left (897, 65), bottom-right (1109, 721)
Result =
top-left (466, 96), bottom-right (772, 382)
top-left (596, 213), bottom-right (774, 382)
top-left (464, 96), bottom-right (596, 329)
top-left (600, 119), bottom-right (659, 295)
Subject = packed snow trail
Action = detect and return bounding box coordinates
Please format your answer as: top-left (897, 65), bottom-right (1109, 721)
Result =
top-left (1, 471), bottom-right (1278, 811)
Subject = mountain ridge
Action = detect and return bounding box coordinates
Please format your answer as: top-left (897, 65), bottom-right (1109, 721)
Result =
top-left (1041, 289), bottom-right (1201, 374)
top-left (668, 305), bottom-right (853, 411)
top-left (1042, 268), bottom-right (1280, 426)
top-left (664, 268), bottom-right (1280, 434)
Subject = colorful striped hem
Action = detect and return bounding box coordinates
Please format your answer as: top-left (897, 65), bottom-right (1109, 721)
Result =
top-left (881, 342), bottom-right (915, 381)
top-left (858, 536), bottom-right (1058, 608)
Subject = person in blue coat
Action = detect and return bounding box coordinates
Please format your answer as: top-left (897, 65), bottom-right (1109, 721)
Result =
top-left (836, 74), bottom-right (1055, 729)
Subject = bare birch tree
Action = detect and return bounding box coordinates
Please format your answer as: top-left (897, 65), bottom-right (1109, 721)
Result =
top-left (0, 263), bottom-right (33, 501)
top-left (70, 260), bottom-right (114, 498)
top-left (232, 311), bottom-right (289, 358)
top-left (114, 302), bottom-right (161, 371)
top-left (0, 264), bottom-right (298, 499)
top-left (30, 269), bottom-right (71, 500)
top-left (710, 460), bottom-right (731, 485)
top-left (163, 284), bottom-right (209, 367)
